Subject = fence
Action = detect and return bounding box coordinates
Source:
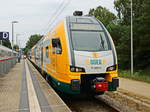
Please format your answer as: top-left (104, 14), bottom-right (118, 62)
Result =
top-left (0, 57), bottom-right (18, 75)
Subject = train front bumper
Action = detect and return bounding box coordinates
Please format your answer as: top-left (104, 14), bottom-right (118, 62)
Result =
top-left (108, 78), bottom-right (119, 91)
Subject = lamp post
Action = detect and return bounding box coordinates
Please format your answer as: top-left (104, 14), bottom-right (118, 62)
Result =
top-left (12, 21), bottom-right (18, 55)
top-left (131, 0), bottom-right (133, 75)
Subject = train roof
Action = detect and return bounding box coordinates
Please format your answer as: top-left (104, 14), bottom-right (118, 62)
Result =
top-left (66, 16), bottom-right (100, 24)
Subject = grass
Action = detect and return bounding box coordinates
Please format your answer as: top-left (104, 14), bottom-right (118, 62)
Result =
top-left (119, 69), bottom-right (150, 83)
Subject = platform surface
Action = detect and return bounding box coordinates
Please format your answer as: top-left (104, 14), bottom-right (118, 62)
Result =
top-left (119, 77), bottom-right (150, 99)
top-left (0, 59), bottom-right (71, 112)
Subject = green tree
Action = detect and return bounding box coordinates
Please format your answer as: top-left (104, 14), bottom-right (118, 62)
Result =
top-left (133, 0), bottom-right (150, 69)
top-left (2, 40), bottom-right (12, 49)
top-left (114, 0), bottom-right (131, 25)
top-left (114, 0), bottom-right (150, 69)
top-left (24, 34), bottom-right (43, 54)
top-left (89, 6), bottom-right (117, 26)
top-left (13, 44), bottom-right (19, 51)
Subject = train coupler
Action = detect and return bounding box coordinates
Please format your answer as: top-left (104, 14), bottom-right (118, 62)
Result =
top-left (92, 77), bottom-right (108, 92)
top-left (95, 82), bottom-right (108, 92)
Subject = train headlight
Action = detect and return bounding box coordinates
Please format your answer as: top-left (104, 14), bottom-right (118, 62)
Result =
top-left (106, 65), bottom-right (117, 71)
top-left (70, 66), bottom-right (85, 72)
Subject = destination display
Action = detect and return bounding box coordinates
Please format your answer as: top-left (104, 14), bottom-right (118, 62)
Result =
top-left (71, 23), bottom-right (103, 31)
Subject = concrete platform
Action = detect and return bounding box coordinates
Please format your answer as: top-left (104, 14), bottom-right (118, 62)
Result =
top-left (119, 77), bottom-right (150, 99)
top-left (0, 59), bottom-right (71, 112)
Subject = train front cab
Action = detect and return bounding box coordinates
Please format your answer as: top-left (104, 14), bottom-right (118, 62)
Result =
top-left (45, 16), bottom-right (119, 95)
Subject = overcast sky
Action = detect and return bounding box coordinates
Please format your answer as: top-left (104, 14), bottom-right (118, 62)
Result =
top-left (0, 0), bottom-right (116, 48)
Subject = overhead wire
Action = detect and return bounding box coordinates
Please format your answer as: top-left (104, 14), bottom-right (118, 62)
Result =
top-left (42, 0), bottom-right (66, 34)
top-left (44, 0), bottom-right (72, 34)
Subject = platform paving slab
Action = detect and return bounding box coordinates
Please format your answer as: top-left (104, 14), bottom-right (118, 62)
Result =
top-left (27, 60), bottom-right (71, 112)
top-left (0, 59), bottom-right (71, 112)
top-left (0, 60), bottom-right (22, 112)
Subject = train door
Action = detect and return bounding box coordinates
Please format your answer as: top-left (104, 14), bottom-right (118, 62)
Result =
top-left (40, 47), bottom-right (44, 73)
top-left (50, 41), bottom-right (56, 73)
top-left (41, 47), bottom-right (43, 67)
top-left (37, 47), bottom-right (40, 67)
top-left (52, 38), bottom-right (62, 73)
top-left (34, 47), bottom-right (37, 64)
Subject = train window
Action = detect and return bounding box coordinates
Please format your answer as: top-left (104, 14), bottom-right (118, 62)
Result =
top-left (71, 31), bottom-right (110, 51)
top-left (69, 16), bottom-right (76, 22)
top-left (77, 18), bottom-right (93, 23)
top-left (46, 46), bottom-right (49, 58)
top-left (52, 38), bottom-right (62, 54)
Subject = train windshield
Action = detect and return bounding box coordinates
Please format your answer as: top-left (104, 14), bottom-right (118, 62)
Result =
top-left (70, 23), bottom-right (111, 51)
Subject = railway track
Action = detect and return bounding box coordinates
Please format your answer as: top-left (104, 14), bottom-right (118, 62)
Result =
top-left (58, 90), bottom-right (150, 112)
top-left (59, 93), bottom-right (118, 112)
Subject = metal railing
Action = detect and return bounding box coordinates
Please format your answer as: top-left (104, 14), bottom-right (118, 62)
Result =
top-left (0, 45), bottom-right (19, 75)
top-left (0, 57), bottom-right (18, 75)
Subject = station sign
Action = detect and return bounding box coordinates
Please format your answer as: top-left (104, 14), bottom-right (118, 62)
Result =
top-left (0, 32), bottom-right (9, 40)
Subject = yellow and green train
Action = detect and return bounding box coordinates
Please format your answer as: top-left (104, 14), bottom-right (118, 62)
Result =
top-left (29, 13), bottom-right (119, 95)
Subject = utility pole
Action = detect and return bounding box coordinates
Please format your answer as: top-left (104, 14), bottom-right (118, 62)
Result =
top-left (131, 0), bottom-right (133, 75)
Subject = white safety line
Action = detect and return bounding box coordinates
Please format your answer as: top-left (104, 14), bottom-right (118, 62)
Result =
top-left (25, 61), bottom-right (41, 112)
